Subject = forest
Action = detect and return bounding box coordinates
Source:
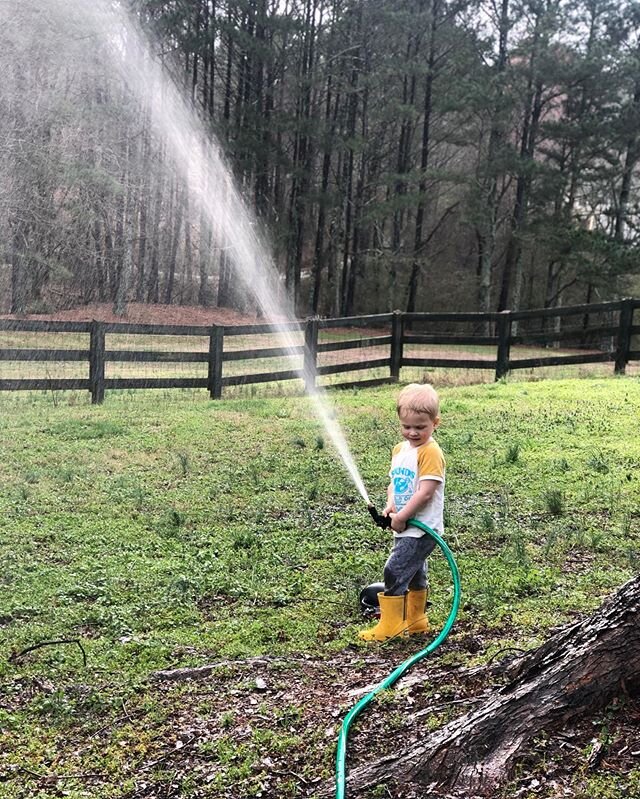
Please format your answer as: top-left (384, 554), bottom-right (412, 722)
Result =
top-left (1, 0), bottom-right (639, 320)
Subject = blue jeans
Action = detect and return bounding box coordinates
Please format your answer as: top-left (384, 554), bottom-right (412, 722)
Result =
top-left (383, 534), bottom-right (436, 596)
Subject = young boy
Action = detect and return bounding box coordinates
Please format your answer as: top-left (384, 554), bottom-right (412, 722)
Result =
top-left (360, 383), bottom-right (445, 642)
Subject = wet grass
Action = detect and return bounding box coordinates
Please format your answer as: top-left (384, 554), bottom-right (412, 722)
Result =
top-left (0, 376), bottom-right (639, 797)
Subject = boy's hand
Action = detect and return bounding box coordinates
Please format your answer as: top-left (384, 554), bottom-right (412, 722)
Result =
top-left (382, 502), bottom-right (396, 517)
top-left (389, 513), bottom-right (407, 533)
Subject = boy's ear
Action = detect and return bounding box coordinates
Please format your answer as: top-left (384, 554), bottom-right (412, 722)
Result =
top-left (433, 415), bottom-right (441, 428)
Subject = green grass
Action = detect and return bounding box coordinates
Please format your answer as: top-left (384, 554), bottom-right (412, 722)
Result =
top-left (0, 377), bottom-right (639, 796)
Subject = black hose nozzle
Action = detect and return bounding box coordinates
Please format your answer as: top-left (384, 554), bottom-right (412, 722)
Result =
top-left (368, 503), bottom-right (392, 529)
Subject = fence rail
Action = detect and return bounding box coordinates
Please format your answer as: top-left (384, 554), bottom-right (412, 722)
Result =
top-left (0, 298), bottom-right (638, 403)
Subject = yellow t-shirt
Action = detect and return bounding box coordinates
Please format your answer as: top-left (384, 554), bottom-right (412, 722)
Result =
top-left (389, 438), bottom-right (445, 538)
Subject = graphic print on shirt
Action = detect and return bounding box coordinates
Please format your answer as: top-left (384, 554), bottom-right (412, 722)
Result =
top-left (391, 466), bottom-right (415, 510)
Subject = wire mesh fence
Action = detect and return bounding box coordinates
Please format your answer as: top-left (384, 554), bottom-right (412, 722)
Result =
top-left (1, 299), bottom-right (638, 402)
top-left (317, 314), bottom-right (394, 390)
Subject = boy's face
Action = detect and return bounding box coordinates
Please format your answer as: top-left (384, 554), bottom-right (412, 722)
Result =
top-left (399, 409), bottom-right (438, 448)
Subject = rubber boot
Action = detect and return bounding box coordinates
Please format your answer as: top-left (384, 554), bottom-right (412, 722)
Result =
top-left (358, 593), bottom-right (407, 642)
top-left (405, 588), bottom-right (430, 634)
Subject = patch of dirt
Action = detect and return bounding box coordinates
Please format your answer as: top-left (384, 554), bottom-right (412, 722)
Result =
top-left (134, 644), bottom-right (639, 799)
top-left (5, 633), bottom-right (638, 799)
top-left (0, 302), bottom-right (269, 327)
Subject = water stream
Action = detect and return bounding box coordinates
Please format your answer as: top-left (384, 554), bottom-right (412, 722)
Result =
top-left (33, 0), bottom-right (370, 504)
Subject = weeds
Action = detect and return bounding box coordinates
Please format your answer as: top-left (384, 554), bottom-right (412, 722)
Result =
top-left (59, 467), bottom-right (76, 483)
top-left (510, 532), bottom-right (530, 570)
top-left (219, 710), bottom-right (234, 729)
top-left (176, 450), bottom-right (190, 477)
top-left (619, 512), bottom-right (632, 537)
top-left (169, 575), bottom-right (200, 604)
top-left (158, 508), bottom-right (184, 536)
top-left (275, 704), bottom-right (303, 727)
top-left (1, 379), bottom-right (639, 799)
top-left (480, 510), bottom-right (496, 534)
top-left (587, 451), bottom-right (609, 474)
top-left (499, 490), bottom-right (511, 518)
top-left (443, 505), bottom-right (452, 529)
top-left (505, 442), bottom-right (521, 464)
top-left (543, 528), bottom-right (558, 557)
top-left (626, 549), bottom-right (639, 570)
top-left (544, 489), bottom-right (565, 516)
top-left (248, 462), bottom-right (262, 488)
top-left (232, 531), bottom-right (257, 551)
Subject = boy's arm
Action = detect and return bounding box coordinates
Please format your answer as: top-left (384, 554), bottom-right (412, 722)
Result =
top-left (382, 481), bottom-right (396, 516)
top-left (390, 479), bottom-right (438, 533)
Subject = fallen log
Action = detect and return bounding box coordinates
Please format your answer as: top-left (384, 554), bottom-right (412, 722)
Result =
top-left (339, 574), bottom-right (640, 797)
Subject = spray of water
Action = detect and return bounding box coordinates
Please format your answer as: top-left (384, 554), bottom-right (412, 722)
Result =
top-left (306, 387), bottom-right (370, 505)
top-left (31, 0), bottom-right (370, 504)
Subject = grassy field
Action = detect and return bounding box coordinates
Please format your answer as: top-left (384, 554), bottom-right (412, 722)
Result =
top-left (1, 377), bottom-right (639, 798)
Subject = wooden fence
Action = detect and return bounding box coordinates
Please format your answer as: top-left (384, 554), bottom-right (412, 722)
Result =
top-left (0, 298), bottom-right (638, 403)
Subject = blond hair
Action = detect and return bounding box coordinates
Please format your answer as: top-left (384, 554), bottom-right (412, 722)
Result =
top-left (396, 383), bottom-right (440, 421)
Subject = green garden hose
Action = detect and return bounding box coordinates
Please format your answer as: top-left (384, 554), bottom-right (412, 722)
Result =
top-left (335, 519), bottom-right (461, 799)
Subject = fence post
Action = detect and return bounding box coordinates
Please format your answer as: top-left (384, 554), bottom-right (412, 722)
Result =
top-left (208, 325), bottom-right (224, 399)
top-left (495, 310), bottom-right (512, 381)
top-left (390, 310), bottom-right (404, 382)
top-left (304, 317), bottom-right (319, 393)
top-left (614, 298), bottom-right (634, 375)
top-left (89, 320), bottom-right (105, 404)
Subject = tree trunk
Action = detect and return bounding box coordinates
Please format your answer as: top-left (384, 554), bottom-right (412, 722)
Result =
top-left (309, 65), bottom-right (338, 315)
top-left (345, 131), bottom-right (366, 316)
top-left (285, 0), bottom-right (318, 313)
top-left (339, 1), bottom-right (363, 317)
top-left (217, 247), bottom-right (234, 308)
top-left (103, 212), bottom-right (116, 300)
top-left (92, 218), bottom-right (106, 302)
top-left (223, 4), bottom-right (233, 129)
top-left (407, 0), bottom-right (438, 315)
top-left (10, 228), bottom-right (28, 314)
top-left (114, 127), bottom-right (138, 317)
top-left (391, 32), bottom-right (419, 267)
top-left (498, 6), bottom-right (546, 315)
top-left (136, 192), bottom-right (148, 303)
top-left (476, 0), bottom-right (509, 332)
top-left (163, 178), bottom-right (184, 305)
top-left (146, 161), bottom-right (164, 305)
top-left (614, 70), bottom-right (640, 242)
top-left (338, 574), bottom-right (640, 797)
top-left (182, 190), bottom-right (193, 303)
top-left (253, 0), bottom-right (269, 219)
top-left (198, 222), bottom-right (213, 306)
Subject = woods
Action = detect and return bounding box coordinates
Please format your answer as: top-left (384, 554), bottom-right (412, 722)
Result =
top-left (1, 0), bottom-right (639, 318)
